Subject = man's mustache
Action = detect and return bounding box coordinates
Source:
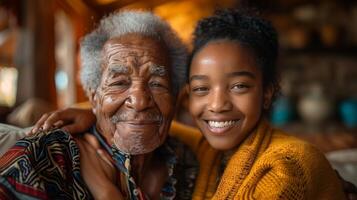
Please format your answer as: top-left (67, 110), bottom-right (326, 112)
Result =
top-left (111, 110), bottom-right (162, 124)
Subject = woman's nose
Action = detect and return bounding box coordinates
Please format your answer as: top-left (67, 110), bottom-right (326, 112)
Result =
top-left (207, 89), bottom-right (232, 113)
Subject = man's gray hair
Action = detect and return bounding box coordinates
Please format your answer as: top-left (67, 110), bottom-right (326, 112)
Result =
top-left (80, 10), bottom-right (188, 97)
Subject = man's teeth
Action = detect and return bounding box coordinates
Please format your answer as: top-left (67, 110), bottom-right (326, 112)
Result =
top-left (208, 120), bottom-right (238, 128)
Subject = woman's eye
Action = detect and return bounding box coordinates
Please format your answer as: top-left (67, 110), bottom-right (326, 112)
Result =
top-left (192, 86), bottom-right (209, 94)
top-left (231, 84), bottom-right (250, 92)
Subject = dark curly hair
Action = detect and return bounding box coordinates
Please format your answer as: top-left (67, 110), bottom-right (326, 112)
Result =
top-left (190, 9), bottom-right (280, 101)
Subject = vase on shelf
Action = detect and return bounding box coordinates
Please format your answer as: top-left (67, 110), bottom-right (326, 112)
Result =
top-left (297, 84), bottom-right (334, 126)
top-left (339, 98), bottom-right (357, 128)
top-left (270, 96), bottom-right (294, 127)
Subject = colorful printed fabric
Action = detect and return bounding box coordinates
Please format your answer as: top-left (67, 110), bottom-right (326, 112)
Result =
top-left (0, 129), bottom-right (93, 200)
top-left (0, 127), bottom-right (182, 200)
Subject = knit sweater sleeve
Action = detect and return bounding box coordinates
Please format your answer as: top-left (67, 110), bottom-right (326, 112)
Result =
top-left (241, 140), bottom-right (346, 200)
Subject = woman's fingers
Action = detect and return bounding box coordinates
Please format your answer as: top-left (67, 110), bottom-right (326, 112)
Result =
top-left (83, 134), bottom-right (100, 149)
top-left (42, 111), bottom-right (64, 130)
top-left (28, 107), bottom-right (95, 136)
top-left (81, 134), bottom-right (116, 182)
top-left (83, 134), bottom-right (115, 175)
top-left (96, 149), bottom-right (116, 183)
top-left (76, 137), bottom-right (121, 199)
top-left (29, 113), bottom-right (51, 135)
top-left (97, 149), bottom-right (115, 171)
top-left (53, 120), bottom-right (64, 128)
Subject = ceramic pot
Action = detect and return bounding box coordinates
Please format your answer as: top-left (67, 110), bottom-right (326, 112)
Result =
top-left (270, 97), bottom-right (294, 126)
top-left (339, 98), bottom-right (357, 128)
top-left (298, 85), bottom-right (334, 125)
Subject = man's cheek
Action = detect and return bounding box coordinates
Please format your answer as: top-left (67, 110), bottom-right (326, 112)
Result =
top-left (100, 94), bottom-right (127, 116)
top-left (153, 94), bottom-right (174, 117)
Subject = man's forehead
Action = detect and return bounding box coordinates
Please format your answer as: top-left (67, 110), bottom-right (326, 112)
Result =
top-left (102, 35), bottom-right (170, 70)
top-left (103, 34), bottom-right (164, 51)
top-left (107, 64), bottom-right (167, 77)
top-left (103, 35), bottom-right (166, 57)
top-left (103, 42), bottom-right (154, 56)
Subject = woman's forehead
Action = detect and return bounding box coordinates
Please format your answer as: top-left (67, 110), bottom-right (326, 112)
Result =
top-left (190, 40), bottom-right (260, 74)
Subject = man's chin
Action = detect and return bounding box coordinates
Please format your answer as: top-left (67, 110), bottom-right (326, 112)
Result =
top-left (121, 145), bottom-right (159, 155)
top-left (113, 141), bottom-right (161, 155)
top-left (113, 131), bottom-right (163, 155)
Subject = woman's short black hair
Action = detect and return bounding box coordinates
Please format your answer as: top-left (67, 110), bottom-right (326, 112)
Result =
top-left (190, 8), bottom-right (280, 98)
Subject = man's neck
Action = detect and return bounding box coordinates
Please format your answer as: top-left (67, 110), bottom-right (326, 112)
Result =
top-left (131, 153), bottom-right (154, 186)
top-left (94, 125), bottom-right (157, 186)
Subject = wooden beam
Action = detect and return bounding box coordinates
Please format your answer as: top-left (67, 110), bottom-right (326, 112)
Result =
top-left (15, 0), bottom-right (57, 106)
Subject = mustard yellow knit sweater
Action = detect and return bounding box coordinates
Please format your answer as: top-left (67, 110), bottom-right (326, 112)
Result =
top-left (170, 120), bottom-right (345, 200)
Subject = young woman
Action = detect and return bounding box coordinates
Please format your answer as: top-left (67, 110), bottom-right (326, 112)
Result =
top-left (30, 9), bottom-right (350, 199)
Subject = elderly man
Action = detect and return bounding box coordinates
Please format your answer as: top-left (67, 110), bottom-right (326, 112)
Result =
top-left (0, 10), bottom-right (187, 200)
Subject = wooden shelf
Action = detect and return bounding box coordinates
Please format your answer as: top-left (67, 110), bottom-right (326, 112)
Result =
top-left (281, 46), bottom-right (357, 56)
top-left (278, 122), bottom-right (357, 152)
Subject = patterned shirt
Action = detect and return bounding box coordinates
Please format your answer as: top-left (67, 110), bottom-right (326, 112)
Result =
top-left (0, 128), bottom-right (196, 200)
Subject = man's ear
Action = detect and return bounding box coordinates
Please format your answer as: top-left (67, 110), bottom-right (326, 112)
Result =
top-left (88, 89), bottom-right (97, 115)
top-left (263, 85), bottom-right (274, 110)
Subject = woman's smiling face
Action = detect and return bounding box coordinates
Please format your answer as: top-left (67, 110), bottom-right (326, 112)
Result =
top-left (188, 40), bottom-right (269, 150)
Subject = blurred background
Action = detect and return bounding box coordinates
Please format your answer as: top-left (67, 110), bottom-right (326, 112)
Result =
top-left (0, 0), bottom-right (356, 179)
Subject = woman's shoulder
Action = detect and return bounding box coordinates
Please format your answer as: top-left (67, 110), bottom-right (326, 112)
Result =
top-left (248, 128), bottom-right (346, 199)
top-left (252, 127), bottom-right (332, 177)
top-left (267, 128), bottom-right (324, 159)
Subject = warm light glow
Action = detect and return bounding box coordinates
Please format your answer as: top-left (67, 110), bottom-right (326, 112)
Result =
top-left (154, 0), bottom-right (236, 46)
top-left (0, 67), bottom-right (17, 107)
top-left (94, 0), bottom-right (118, 5)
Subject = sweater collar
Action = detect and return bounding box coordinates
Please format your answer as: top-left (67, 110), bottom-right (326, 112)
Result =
top-left (213, 119), bottom-right (272, 199)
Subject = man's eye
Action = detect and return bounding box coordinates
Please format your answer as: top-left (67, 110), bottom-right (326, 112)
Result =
top-left (110, 80), bottom-right (130, 87)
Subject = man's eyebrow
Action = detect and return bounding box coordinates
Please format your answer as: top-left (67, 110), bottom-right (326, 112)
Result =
top-left (228, 71), bottom-right (256, 79)
top-left (189, 75), bottom-right (208, 82)
top-left (149, 64), bottom-right (167, 76)
top-left (108, 64), bottom-right (129, 75)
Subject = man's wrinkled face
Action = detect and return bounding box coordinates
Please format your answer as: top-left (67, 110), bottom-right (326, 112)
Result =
top-left (92, 34), bottom-right (174, 155)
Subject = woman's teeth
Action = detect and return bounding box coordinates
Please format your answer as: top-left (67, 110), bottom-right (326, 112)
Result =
top-left (208, 120), bottom-right (238, 128)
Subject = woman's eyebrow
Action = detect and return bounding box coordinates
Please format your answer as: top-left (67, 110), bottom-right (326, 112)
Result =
top-left (189, 75), bottom-right (208, 83)
top-left (228, 71), bottom-right (256, 79)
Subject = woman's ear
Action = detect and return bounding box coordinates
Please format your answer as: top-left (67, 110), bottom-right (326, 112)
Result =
top-left (185, 84), bottom-right (190, 96)
top-left (263, 85), bottom-right (274, 110)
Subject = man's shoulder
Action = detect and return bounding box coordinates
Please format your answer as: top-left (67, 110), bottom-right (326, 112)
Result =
top-left (15, 129), bottom-right (73, 145)
top-left (0, 123), bottom-right (27, 157)
top-left (1, 129), bottom-right (78, 160)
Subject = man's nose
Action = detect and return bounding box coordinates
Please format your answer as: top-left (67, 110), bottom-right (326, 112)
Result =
top-left (208, 89), bottom-right (232, 113)
top-left (125, 85), bottom-right (154, 111)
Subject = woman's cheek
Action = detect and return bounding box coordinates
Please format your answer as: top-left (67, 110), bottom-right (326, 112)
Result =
top-left (188, 96), bottom-right (201, 118)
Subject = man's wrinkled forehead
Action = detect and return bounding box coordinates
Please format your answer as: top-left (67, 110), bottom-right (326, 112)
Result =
top-left (101, 34), bottom-right (170, 66)
top-left (107, 63), bottom-right (167, 77)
